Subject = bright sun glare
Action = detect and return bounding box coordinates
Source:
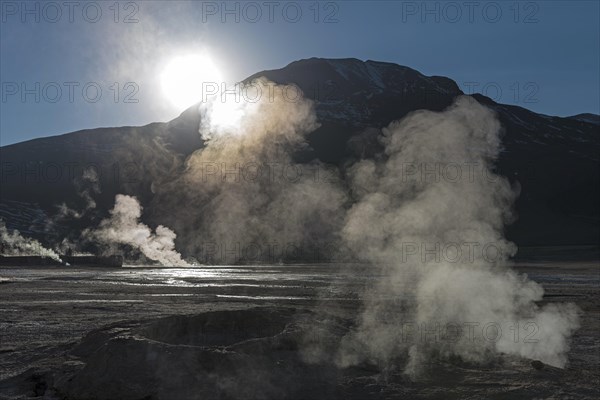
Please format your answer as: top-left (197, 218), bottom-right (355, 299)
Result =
top-left (160, 54), bottom-right (223, 110)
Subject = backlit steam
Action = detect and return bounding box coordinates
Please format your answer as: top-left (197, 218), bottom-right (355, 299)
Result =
top-left (150, 78), bottom-right (347, 263)
top-left (199, 87), bottom-right (260, 136)
top-left (337, 96), bottom-right (579, 376)
top-left (87, 194), bottom-right (189, 267)
top-left (0, 220), bottom-right (62, 262)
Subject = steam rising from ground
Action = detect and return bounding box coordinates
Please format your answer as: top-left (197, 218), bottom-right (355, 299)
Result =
top-left (0, 220), bottom-right (62, 262)
top-left (337, 97), bottom-right (579, 375)
top-left (87, 195), bottom-right (189, 267)
top-left (152, 79), bottom-right (347, 262)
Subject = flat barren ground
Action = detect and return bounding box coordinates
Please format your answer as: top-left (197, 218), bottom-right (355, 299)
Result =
top-left (0, 256), bottom-right (598, 399)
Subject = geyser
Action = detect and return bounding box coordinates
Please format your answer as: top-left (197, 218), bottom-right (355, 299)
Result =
top-left (337, 96), bottom-right (580, 376)
top-left (85, 194), bottom-right (190, 267)
top-left (0, 220), bottom-right (62, 262)
top-left (150, 78), bottom-right (348, 263)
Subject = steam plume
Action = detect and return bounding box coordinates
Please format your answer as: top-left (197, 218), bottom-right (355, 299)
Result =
top-left (150, 78), bottom-right (347, 263)
top-left (0, 220), bottom-right (62, 262)
top-left (87, 194), bottom-right (190, 267)
top-left (338, 96), bottom-right (579, 375)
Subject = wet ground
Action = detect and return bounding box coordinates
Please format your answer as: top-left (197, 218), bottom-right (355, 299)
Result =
top-left (0, 259), bottom-right (598, 399)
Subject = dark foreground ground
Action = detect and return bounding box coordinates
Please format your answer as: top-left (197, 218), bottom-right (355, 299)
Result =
top-left (0, 248), bottom-right (598, 399)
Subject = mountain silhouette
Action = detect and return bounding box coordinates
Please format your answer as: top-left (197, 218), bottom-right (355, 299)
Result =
top-left (1, 58), bottom-right (598, 253)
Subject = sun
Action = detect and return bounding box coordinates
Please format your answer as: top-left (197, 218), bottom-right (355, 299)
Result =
top-left (160, 54), bottom-right (223, 110)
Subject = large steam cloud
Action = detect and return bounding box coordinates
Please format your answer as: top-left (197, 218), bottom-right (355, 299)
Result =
top-left (336, 96), bottom-right (579, 375)
top-left (150, 78), bottom-right (348, 263)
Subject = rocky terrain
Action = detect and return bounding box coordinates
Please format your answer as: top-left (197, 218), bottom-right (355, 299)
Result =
top-left (0, 257), bottom-right (598, 399)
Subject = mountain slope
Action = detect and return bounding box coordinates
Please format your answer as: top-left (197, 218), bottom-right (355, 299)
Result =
top-left (0, 58), bottom-right (598, 251)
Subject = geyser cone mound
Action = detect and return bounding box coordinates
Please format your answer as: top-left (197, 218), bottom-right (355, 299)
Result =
top-left (54, 308), bottom-right (346, 400)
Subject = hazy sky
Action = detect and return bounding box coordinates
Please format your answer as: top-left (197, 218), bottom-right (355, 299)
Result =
top-left (1, 1), bottom-right (598, 145)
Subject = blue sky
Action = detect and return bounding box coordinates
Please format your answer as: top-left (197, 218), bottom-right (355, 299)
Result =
top-left (1, 0), bottom-right (599, 145)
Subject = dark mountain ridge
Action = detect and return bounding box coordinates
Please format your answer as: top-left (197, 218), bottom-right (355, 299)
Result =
top-left (1, 58), bottom-right (598, 251)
